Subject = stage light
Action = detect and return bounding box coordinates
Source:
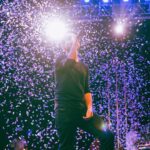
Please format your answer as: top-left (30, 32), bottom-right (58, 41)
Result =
top-left (43, 19), bottom-right (69, 42)
top-left (123, 0), bottom-right (129, 2)
top-left (103, 0), bottom-right (109, 3)
top-left (114, 21), bottom-right (125, 35)
top-left (84, 0), bottom-right (90, 2)
top-left (101, 123), bottom-right (107, 131)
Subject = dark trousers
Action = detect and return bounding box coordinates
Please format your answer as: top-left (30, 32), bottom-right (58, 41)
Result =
top-left (55, 107), bottom-right (114, 150)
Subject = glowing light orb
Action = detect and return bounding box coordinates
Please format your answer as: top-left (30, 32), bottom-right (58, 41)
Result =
top-left (84, 0), bottom-right (90, 3)
top-left (43, 19), bottom-right (68, 41)
top-left (114, 22), bottom-right (125, 35)
top-left (103, 0), bottom-right (109, 3)
top-left (101, 123), bottom-right (107, 131)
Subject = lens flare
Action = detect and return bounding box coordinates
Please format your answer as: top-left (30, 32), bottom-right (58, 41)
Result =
top-left (43, 19), bottom-right (69, 42)
top-left (101, 123), bottom-right (107, 131)
top-left (114, 21), bottom-right (125, 35)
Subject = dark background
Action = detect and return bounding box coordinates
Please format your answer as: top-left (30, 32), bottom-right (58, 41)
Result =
top-left (0, 0), bottom-right (149, 149)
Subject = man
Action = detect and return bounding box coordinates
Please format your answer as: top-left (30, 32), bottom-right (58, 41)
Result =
top-left (54, 34), bottom-right (114, 150)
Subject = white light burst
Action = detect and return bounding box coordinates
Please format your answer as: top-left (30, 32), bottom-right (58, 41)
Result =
top-left (114, 21), bottom-right (125, 35)
top-left (43, 18), bottom-right (69, 42)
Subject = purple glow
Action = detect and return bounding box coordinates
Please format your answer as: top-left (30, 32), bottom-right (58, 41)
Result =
top-left (123, 0), bottom-right (129, 2)
top-left (0, 0), bottom-right (149, 149)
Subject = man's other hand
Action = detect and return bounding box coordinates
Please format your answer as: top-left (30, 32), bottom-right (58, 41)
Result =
top-left (83, 109), bottom-right (93, 119)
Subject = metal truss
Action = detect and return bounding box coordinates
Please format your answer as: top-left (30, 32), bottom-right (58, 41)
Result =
top-left (58, 3), bottom-right (150, 20)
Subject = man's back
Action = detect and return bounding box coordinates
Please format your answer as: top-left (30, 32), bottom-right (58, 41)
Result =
top-left (55, 54), bottom-right (90, 110)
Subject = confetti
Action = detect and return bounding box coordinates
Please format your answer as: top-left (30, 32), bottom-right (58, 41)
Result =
top-left (0, 1), bottom-right (149, 149)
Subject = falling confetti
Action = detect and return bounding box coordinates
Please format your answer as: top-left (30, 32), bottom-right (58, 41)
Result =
top-left (0, 0), bottom-right (149, 149)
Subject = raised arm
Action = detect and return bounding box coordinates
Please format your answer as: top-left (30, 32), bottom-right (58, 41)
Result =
top-left (66, 35), bottom-right (80, 60)
top-left (83, 67), bottom-right (93, 119)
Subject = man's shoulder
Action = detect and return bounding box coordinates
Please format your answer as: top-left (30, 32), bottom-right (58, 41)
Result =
top-left (55, 53), bottom-right (67, 65)
top-left (79, 61), bottom-right (88, 71)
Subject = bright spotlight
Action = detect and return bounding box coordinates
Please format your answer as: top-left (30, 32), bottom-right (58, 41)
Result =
top-left (43, 19), bottom-right (69, 42)
top-left (84, 0), bottom-right (90, 2)
top-left (103, 0), bottom-right (109, 3)
top-left (114, 22), bottom-right (125, 35)
top-left (101, 123), bottom-right (107, 131)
